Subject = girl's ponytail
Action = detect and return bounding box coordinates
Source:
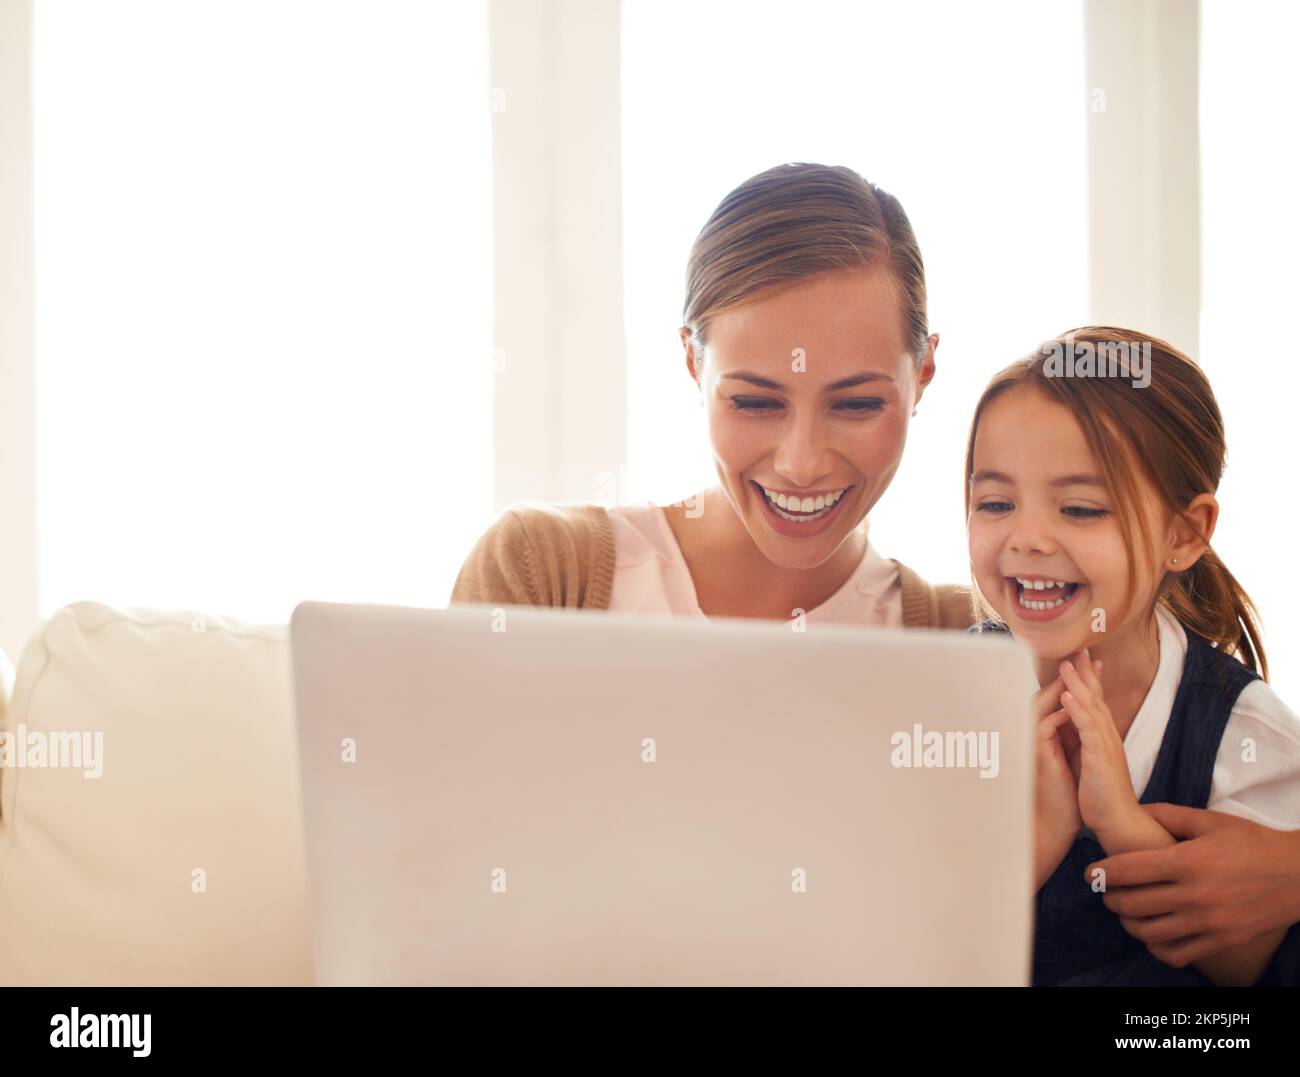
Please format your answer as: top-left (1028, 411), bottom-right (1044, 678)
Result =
top-left (1164, 547), bottom-right (1268, 680)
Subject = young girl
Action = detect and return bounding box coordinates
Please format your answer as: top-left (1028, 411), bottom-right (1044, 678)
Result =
top-left (965, 326), bottom-right (1300, 987)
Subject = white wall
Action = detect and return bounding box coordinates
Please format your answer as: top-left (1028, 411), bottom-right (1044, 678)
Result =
top-left (0, 0), bottom-right (37, 664)
top-left (30, 0), bottom-right (494, 627)
top-left (1085, 0), bottom-right (1201, 355)
top-left (489, 0), bottom-right (626, 509)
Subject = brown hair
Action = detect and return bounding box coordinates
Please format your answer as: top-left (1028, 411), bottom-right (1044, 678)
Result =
top-left (681, 163), bottom-right (929, 372)
top-left (963, 326), bottom-right (1267, 679)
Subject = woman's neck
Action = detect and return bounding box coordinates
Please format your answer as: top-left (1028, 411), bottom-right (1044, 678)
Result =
top-left (663, 485), bottom-right (867, 621)
top-left (1033, 614), bottom-right (1162, 743)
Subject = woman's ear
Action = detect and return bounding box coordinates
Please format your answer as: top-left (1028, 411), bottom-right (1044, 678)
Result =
top-left (680, 326), bottom-right (701, 390)
top-left (913, 332), bottom-right (939, 408)
top-left (1166, 493), bottom-right (1219, 572)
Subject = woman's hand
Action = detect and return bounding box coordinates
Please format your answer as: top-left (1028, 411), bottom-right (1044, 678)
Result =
top-left (1058, 650), bottom-right (1142, 845)
top-left (1085, 804), bottom-right (1300, 967)
top-left (1033, 673), bottom-right (1082, 890)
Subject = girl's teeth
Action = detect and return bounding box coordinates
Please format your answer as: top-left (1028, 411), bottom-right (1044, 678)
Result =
top-left (1014, 579), bottom-right (1078, 610)
top-left (1015, 577), bottom-right (1071, 590)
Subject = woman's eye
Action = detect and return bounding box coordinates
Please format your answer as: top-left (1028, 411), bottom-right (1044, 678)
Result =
top-left (976, 501), bottom-right (1014, 514)
top-left (728, 397), bottom-right (886, 414)
top-left (1063, 506), bottom-right (1109, 519)
top-left (729, 396), bottom-right (780, 412)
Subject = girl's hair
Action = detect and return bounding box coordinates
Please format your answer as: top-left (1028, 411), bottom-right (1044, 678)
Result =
top-left (963, 326), bottom-right (1268, 680)
top-left (681, 162), bottom-right (929, 373)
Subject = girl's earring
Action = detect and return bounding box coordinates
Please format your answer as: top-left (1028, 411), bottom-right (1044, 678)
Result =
top-left (1171, 557), bottom-right (1180, 565)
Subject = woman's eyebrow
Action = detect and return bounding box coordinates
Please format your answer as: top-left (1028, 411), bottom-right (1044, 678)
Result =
top-left (721, 371), bottom-right (896, 390)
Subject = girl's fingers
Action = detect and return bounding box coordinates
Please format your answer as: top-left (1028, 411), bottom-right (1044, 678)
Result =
top-left (1060, 689), bottom-right (1108, 748)
top-left (1036, 715), bottom-right (1077, 777)
top-left (1032, 675), bottom-right (1066, 720)
top-left (1076, 649), bottom-right (1104, 697)
top-left (1047, 708), bottom-right (1073, 730)
top-left (1057, 719), bottom-right (1081, 757)
top-left (1037, 708), bottom-right (1072, 738)
top-left (1059, 660), bottom-right (1094, 711)
top-left (1062, 668), bottom-right (1129, 781)
top-left (1059, 689), bottom-right (1085, 722)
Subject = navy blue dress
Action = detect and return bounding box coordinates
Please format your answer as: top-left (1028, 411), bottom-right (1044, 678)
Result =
top-left (969, 618), bottom-right (1300, 986)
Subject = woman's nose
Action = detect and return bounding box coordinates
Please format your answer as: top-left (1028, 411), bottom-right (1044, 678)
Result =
top-left (772, 414), bottom-right (834, 485)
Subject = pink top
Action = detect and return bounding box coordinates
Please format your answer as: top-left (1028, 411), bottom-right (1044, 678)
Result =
top-left (605, 502), bottom-right (904, 626)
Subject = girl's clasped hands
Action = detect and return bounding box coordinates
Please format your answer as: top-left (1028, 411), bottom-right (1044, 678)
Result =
top-left (1034, 647), bottom-right (1151, 888)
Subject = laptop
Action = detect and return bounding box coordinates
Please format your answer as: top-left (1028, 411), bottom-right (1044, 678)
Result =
top-left (289, 600), bottom-right (1036, 986)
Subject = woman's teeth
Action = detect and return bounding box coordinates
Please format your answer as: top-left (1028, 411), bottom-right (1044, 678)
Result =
top-left (1014, 577), bottom-right (1081, 610)
top-left (760, 484), bottom-right (847, 522)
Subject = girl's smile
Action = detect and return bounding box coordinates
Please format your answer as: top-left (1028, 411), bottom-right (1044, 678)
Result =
top-left (1004, 574), bottom-right (1087, 622)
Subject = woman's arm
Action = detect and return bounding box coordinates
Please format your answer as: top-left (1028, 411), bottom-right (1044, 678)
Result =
top-left (1093, 807), bottom-right (1288, 985)
top-left (1085, 805), bottom-right (1300, 979)
top-left (1060, 656), bottom-right (1287, 985)
top-left (449, 504), bottom-right (611, 609)
top-left (449, 508), bottom-right (544, 606)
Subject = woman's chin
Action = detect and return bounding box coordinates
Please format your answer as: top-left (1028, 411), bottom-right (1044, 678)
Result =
top-left (750, 532), bottom-right (838, 571)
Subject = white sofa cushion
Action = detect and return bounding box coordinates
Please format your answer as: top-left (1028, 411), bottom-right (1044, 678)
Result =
top-left (0, 602), bottom-right (311, 984)
top-left (0, 646), bottom-right (12, 727)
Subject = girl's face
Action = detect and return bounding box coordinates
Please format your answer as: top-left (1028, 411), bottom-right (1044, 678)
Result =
top-left (687, 266), bottom-right (935, 570)
top-left (967, 385), bottom-right (1167, 661)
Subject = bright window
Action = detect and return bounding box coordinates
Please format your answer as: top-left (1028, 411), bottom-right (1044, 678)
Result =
top-left (1200, 0), bottom-right (1300, 699)
top-left (33, 0), bottom-right (494, 624)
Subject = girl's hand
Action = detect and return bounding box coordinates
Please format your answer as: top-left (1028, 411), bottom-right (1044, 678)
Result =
top-left (1033, 674), bottom-right (1082, 889)
top-left (1059, 650), bottom-right (1140, 843)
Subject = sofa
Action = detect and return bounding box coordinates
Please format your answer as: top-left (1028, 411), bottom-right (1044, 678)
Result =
top-left (0, 602), bottom-right (312, 985)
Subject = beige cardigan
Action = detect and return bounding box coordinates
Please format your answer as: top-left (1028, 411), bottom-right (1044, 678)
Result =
top-left (451, 503), bottom-right (975, 630)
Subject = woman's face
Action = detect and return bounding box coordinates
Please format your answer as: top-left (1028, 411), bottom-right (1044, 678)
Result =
top-left (686, 266), bottom-right (936, 570)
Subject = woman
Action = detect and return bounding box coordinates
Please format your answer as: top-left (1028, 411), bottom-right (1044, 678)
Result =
top-left (450, 161), bottom-right (1300, 979)
top-left (452, 162), bottom-right (968, 627)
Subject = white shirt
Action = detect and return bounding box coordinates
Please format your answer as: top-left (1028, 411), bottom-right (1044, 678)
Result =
top-left (1092, 605), bottom-right (1300, 833)
top-left (604, 501), bottom-right (904, 627)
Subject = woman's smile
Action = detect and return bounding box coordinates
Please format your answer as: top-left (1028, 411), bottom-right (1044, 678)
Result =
top-left (751, 479), bottom-right (854, 536)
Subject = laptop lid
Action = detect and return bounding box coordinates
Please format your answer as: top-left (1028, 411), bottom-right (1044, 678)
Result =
top-left (290, 600), bottom-right (1035, 985)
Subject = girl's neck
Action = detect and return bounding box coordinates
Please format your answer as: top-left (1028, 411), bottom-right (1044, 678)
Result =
top-left (1033, 613), bottom-right (1163, 743)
